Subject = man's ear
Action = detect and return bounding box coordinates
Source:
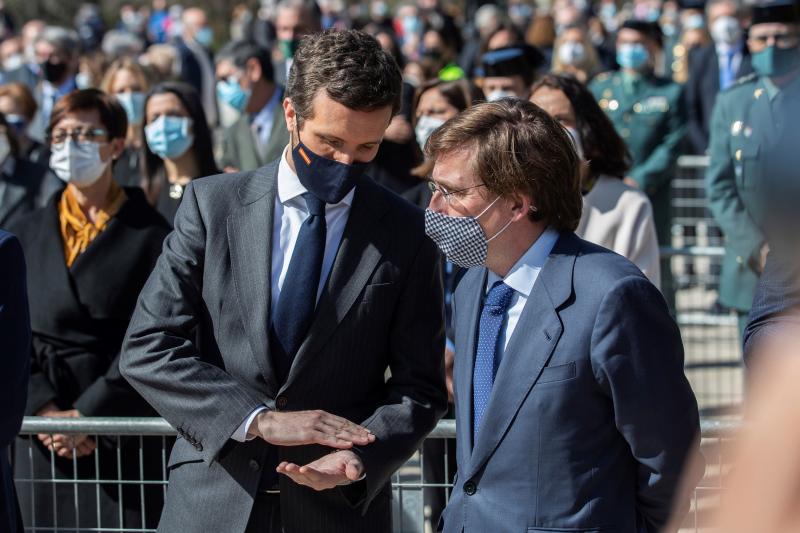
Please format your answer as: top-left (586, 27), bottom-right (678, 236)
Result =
top-left (283, 97), bottom-right (296, 134)
top-left (510, 192), bottom-right (532, 222)
top-left (246, 57), bottom-right (262, 83)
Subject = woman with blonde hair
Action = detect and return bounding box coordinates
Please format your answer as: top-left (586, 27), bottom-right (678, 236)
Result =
top-left (100, 58), bottom-right (151, 188)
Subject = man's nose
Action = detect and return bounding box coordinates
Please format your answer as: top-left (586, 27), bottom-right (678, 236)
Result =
top-left (428, 190), bottom-right (447, 213)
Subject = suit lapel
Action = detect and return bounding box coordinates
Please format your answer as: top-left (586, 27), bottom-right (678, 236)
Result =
top-left (280, 180), bottom-right (389, 391)
top-left (227, 163), bottom-right (280, 395)
top-left (453, 267), bottom-right (486, 468)
top-left (466, 233), bottom-right (578, 479)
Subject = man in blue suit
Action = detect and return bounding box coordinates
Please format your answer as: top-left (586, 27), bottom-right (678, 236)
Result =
top-left (0, 230), bottom-right (31, 533)
top-left (423, 99), bottom-right (703, 532)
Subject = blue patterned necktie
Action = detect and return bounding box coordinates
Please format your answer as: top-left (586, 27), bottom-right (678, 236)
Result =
top-left (271, 192), bottom-right (327, 383)
top-left (472, 280), bottom-right (515, 443)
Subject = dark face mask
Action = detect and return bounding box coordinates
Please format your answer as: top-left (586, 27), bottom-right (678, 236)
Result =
top-left (752, 45), bottom-right (800, 78)
top-left (41, 59), bottom-right (67, 84)
top-left (291, 127), bottom-right (368, 204)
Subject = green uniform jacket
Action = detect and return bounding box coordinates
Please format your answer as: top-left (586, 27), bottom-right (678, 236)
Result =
top-left (590, 71), bottom-right (686, 244)
top-left (219, 96), bottom-right (290, 172)
top-left (705, 74), bottom-right (796, 311)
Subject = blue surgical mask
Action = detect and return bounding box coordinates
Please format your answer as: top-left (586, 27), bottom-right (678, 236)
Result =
top-left (684, 13), bottom-right (705, 30)
top-left (195, 26), bottom-right (214, 48)
top-left (5, 114), bottom-right (27, 137)
top-left (616, 43), bottom-right (650, 70)
top-left (292, 127), bottom-right (368, 204)
top-left (145, 115), bottom-right (195, 160)
top-left (116, 92), bottom-right (146, 126)
top-left (216, 77), bottom-right (251, 112)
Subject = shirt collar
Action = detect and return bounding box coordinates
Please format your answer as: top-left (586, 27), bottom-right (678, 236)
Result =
top-left (252, 86), bottom-right (283, 126)
top-left (276, 144), bottom-right (356, 207)
top-left (486, 226), bottom-right (559, 297)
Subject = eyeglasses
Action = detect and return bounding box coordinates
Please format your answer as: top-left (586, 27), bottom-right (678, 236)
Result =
top-left (748, 32), bottom-right (800, 49)
top-left (48, 127), bottom-right (108, 146)
top-left (427, 180), bottom-right (487, 204)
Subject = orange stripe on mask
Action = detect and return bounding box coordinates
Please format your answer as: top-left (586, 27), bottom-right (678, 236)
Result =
top-left (298, 147), bottom-right (312, 165)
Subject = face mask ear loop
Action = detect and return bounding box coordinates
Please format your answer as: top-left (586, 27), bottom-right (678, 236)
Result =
top-left (474, 194), bottom-right (502, 220)
top-left (486, 214), bottom-right (516, 242)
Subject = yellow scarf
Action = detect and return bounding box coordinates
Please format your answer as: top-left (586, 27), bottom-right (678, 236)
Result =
top-left (59, 181), bottom-right (126, 267)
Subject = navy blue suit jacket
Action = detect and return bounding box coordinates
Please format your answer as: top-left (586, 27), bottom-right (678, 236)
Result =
top-left (442, 232), bottom-right (702, 533)
top-left (0, 230), bottom-right (30, 533)
top-left (744, 248), bottom-right (800, 365)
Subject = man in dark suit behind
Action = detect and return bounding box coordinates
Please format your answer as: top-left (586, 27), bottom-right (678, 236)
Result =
top-left (0, 230), bottom-right (30, 533)
top-left (423, 99), bottom-right (703, 532)
top-left (121, 29), bottom-right (447, 533)
top-left (215, 40), bottom-right (290, 173)
top-left (685, 0), bottom-right (752, 154)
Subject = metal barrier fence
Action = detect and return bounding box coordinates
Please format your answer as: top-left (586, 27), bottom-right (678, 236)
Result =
top-left (669, 156), bottom-right (742, 417)
top-left (13, 417), bottom-right (739, 533)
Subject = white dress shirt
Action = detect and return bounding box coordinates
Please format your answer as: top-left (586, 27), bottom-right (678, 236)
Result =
top-left (231, 145), bottom-right (355, 441)
top-left (485, 227), bottom-right (559, 361)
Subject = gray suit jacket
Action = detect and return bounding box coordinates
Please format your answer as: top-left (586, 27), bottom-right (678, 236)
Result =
top-left (220, 95), bottom-right (290, 172)
top-left (121, 160), bottom-right (447, 533)
top-left (442, 232), bottom-right (702, 533)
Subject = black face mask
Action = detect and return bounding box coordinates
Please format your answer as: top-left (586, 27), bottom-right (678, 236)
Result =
top-left (291, 127), bottom-right (368, 204)
top-left (41, 60), bottom-right (67, 84)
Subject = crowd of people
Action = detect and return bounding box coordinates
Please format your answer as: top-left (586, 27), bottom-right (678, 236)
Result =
top-left (1, 0), bottom-right (799, 531)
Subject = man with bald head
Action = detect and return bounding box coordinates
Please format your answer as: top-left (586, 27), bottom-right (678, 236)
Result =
top-left (175, 7), bottom-right (217, 125)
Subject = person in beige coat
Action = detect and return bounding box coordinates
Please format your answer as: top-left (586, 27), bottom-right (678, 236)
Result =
top-left (531, 73), bottom-right (661, 288)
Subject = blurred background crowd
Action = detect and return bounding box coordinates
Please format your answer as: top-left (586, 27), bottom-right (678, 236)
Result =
top-left (3, 0), bottom-right (800, 529)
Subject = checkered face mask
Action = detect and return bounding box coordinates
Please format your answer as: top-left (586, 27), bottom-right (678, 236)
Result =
top-left (424, 197), bottom-right (513, 268)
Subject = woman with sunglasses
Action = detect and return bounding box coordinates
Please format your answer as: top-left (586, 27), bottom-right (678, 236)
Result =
top-left (9, 89), bottom-right (171, 531)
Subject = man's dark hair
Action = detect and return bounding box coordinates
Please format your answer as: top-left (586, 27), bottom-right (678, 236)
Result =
top-left (216, 40), bottom-right (275, 83)
top-left (287, 29), bottom-right (403, 121)
top-left (532, 74), bottom-right (632, 179)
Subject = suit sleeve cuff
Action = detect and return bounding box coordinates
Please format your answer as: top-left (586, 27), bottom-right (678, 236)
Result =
top-left (231, 406), bottom-right (267, 442)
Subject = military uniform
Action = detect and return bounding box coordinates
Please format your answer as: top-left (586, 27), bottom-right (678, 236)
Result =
top-left (705, 71), bottom-right (800, 329)
top-left (590, 70), bottom-right (686, 306)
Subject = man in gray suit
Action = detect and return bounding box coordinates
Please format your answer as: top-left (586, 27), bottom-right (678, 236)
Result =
top-left (423, 99), bottom-right (703, 532)
top-left (121, 30), bottom-right (447, 533)
top-left (216, 40), bottom-right (290, 172)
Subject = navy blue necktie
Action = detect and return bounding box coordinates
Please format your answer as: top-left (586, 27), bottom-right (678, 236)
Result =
top-left (271, 193), bottom-right (327, 383)
top-left (472, 281), bottom-right (515, 443)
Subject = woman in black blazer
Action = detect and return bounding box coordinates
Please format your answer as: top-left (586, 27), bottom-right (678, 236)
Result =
top-left (9, 89), bottom-right (171, 531)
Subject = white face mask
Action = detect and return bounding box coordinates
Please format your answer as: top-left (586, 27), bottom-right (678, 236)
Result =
top-left (0, 133), bottom-right (10, 164)
top-left (558, 41), bottom-right (587, 66)
top-left (49, 140), bottom-right (109, 187)
top-left (415, 115), bottom-right (446, 150)
top-left (565, 126), bottom-right (584, 160)
top-left (711, 15), bottom-right (742, 46)
top-left (486, 89), bottom-right (516, 102)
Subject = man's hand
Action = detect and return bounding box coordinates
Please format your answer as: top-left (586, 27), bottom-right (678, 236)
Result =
top-left (277, 450), bottom-right (365, 491)
top-left (35, 408), bottom-right (96, 458)
top-left (251, 410), bottom-right (375, 449)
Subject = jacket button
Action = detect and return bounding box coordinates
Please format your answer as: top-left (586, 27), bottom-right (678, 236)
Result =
top-left (276, 396), bottom-right (288, 409)
top-left (249, 459), bottom-right (260, 471)
top-left (463, 481), bottom-right (476, 495)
